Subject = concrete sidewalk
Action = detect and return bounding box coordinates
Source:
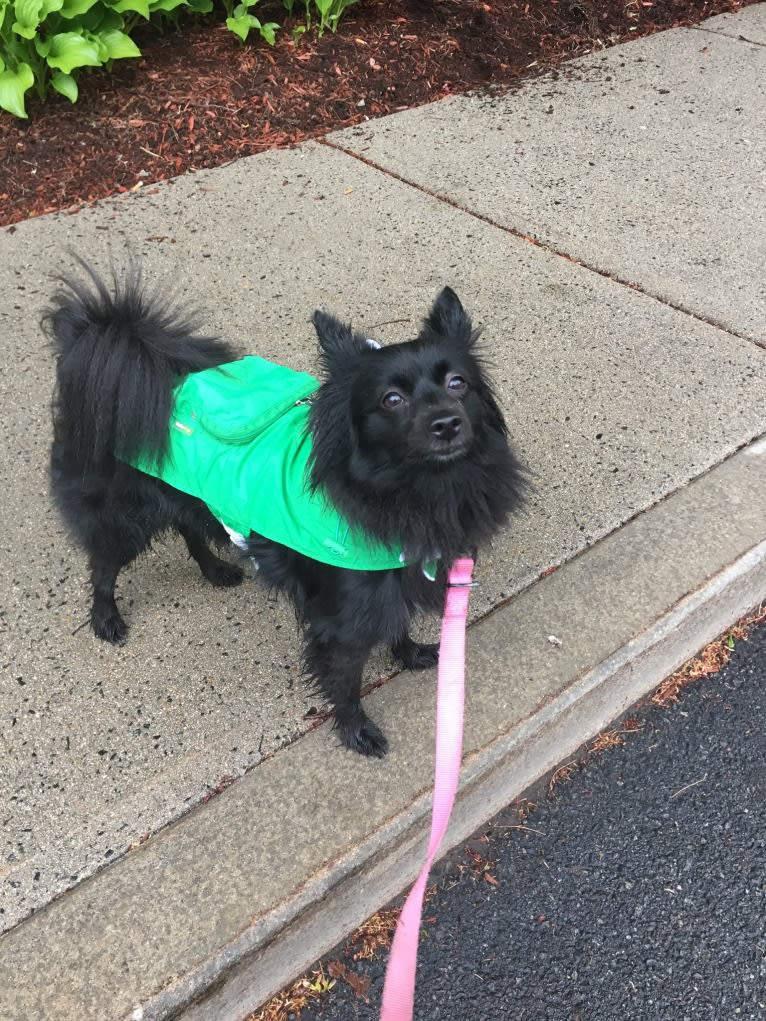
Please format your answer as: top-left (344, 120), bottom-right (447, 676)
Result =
top-left (1, 7), bottom-right (764, 1019)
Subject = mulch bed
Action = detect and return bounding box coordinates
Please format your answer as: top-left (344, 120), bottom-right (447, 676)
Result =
top-left (0, 0), bottom-right (750, 229)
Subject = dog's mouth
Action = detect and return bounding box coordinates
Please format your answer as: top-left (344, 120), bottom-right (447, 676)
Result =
top-left (426, 440), bottom-right (470, 464)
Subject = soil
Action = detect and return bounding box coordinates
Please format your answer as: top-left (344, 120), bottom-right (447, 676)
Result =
top-left (0, 0), bottom-right (751, 230)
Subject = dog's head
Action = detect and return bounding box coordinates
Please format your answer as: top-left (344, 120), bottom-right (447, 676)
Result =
top-left (310, 287), bottom-right (507, 482)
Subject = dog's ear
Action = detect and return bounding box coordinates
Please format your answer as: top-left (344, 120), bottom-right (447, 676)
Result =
top-left (425, 287), bottom-right (476, 347)
top-left (312, 310), bottom-right (370, 358)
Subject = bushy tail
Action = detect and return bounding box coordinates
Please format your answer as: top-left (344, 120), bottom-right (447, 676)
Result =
top-left (45, 259), bottom-right (237, 470)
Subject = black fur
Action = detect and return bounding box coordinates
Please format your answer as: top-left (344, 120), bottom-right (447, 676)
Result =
top-left (47, 264), bottom-right (524, 757)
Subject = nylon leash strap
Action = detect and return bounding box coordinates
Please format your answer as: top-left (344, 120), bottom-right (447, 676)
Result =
top-left (380, 556), bottom-right (475, 1020)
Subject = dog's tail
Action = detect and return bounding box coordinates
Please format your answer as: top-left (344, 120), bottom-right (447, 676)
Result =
top-left (45, 259), bottom-right (237, 470)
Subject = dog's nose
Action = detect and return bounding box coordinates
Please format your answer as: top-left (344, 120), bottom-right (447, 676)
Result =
top-left (430, 415), bottom-right (462, 441)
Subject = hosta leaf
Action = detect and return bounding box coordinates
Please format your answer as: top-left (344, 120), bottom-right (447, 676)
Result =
top-left (148, 0), bottom-right (188, 12)
top-left (11, 21), bottom-right (38, 38)
top-left (59, 0), bottom-right (100, 18)
top-left (12, 0), bottom-right (62, 33)
top-left (259, 19), bottom-right (278, 43)
top-left (98, 27), bottom-right (141, 59)
top-left (185, 0), bottom-right (212, 11)
top-left (110, 0), bottom-right (150, 18)
top-left (11, 0), bottom-right (45, 39)
top-left (0, 62), bottom-right (34, 119)
top-left (225, 11), bottom-right (278, 41)
top-left (51, 69), bottom-right (78, 101)
top-left (46, 31), bottom-right (103, 73)
top-left (225, 12), bottom-right (255, 40)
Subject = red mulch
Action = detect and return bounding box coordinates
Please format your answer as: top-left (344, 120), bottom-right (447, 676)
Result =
top-left (0, 0), bottom-right (750, 229)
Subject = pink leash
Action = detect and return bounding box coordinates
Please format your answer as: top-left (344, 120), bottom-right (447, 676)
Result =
top-left (380, 557), bottom-right (475, 1021)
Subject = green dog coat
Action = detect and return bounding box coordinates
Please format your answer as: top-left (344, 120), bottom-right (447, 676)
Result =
top-left (126, 356), bottom-right (408, 571)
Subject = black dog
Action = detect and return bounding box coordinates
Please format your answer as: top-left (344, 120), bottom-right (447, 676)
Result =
top-left (47, 263), bottom-right (523, 757)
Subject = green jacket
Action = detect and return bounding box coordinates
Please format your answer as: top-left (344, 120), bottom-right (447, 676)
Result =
top-left (127, 356), bottom-right (407, 571)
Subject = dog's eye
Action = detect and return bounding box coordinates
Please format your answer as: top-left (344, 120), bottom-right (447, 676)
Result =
top-left (446, 374), bottom-right (467, 394)
top-left (381, 391), bottom-right (405, 410)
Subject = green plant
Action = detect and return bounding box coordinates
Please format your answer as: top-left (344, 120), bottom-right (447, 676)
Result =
top-left (220, 0), bottom-right (358, 47)
top-left (289, 0), bottom-right (356, 36)
top-left (0, 0), bottom-right (360, 118)
top-left (311, 0), bottom-right (356, 35)
top-left (0, 0), bottom-right (214, 117)
top-left (221, 0), bottom-right (278, 43)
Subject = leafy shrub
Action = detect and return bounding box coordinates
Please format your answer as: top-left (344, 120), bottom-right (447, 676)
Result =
top-left (0, 0), bottom-right (359, 117)
top-left (0, 0), bottom-right (214, 117)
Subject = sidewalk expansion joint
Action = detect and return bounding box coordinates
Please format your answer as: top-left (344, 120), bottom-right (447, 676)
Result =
top-left (693, 24), bottom-right (766, 47)
top-left (320, 138), bottom-right (766, 353)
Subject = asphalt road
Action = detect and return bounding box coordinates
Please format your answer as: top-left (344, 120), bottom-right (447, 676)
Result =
top-left (292, 616), bottom-right (766, 1020)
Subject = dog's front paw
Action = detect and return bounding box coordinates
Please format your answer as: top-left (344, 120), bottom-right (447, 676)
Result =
top-left (393, 635), bottom-right (440, 671)
top-left (91, 608), bottom-right (128, 644)
top-left (335, 705), bottom-right (388, 758)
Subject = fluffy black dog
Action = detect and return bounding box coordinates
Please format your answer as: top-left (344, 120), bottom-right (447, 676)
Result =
top-left (47, 264), bottom-right (523, 757)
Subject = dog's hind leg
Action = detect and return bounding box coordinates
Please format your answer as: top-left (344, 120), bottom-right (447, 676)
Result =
top-left (177, 523), bottom-right (244, 588)
top-left (89, 550), bottom-right (135, 643)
